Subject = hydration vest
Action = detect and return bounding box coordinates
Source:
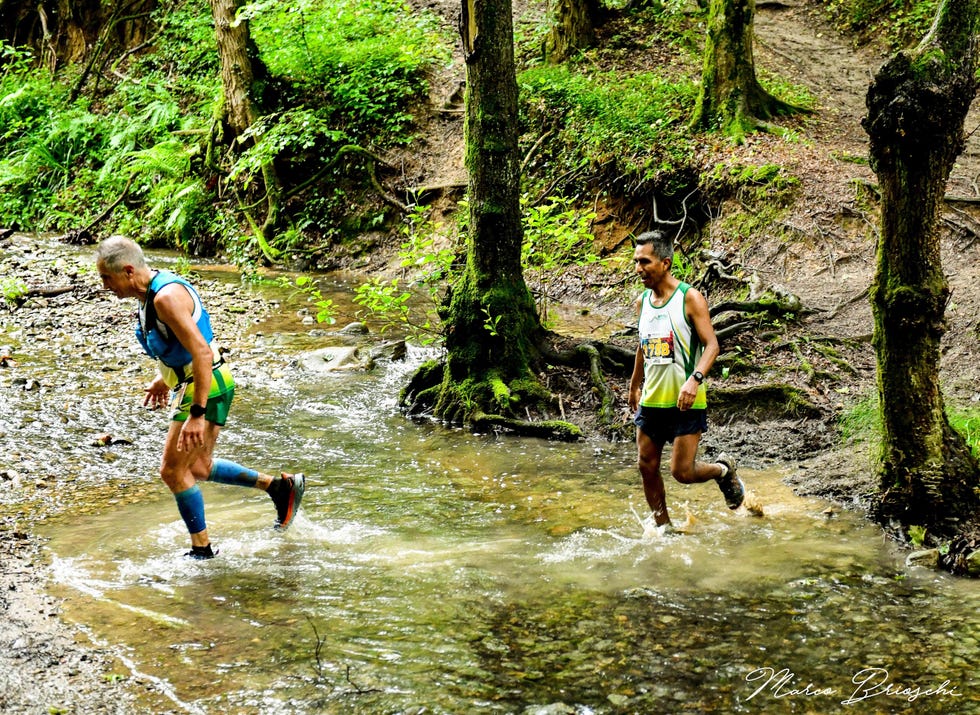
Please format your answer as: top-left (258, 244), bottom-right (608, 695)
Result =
top-left (136, 271), bottom-right (214, 384)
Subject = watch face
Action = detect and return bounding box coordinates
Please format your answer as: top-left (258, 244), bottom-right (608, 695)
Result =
top-left (190, 404), bottom-right (206, 417)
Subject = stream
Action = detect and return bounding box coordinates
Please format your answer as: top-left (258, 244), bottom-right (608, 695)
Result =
top-left (2, 238), bottom-right (978, 714)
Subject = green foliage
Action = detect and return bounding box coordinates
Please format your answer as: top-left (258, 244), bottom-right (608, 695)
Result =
top-left (398, 205), bottom-right (454, 284)
top-left (0, 0), bottom-right (450, 255)
top-left (1, 277), bottom-right (28, 303)
top-left (287, 275), bottom-right (337, 324)
top-left (352, 206), bottom-right (450, 343)
top-left (907, 524), bottom-right (927, 547)
top-left (838, 391), bottom-right (882, 445)
top-left (519, 64), bottom-right (698, 189)
top-left (249, 0), bottom-right (450, 144)
top-left (522, 195), bottom-right (599, 270)
top-left (824, 0), bottom-right (941, 48)
top-left (949, 406), bottom-right (980, 460)
top-left (482, 307), bottom-right (503, 337)
top-left (703, 162), bottom-right (800, 244)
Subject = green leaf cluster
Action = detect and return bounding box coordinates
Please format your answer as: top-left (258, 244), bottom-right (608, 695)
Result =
top-left (519, 64), bottom-right (698, 187)
top-left (522, 195), bottom-right (599, 270)
top-left (0, 0), bottom-right (450, 255)
top-left (250, 0), bottom-right (449, 144)
top-left (824, 0), bottom-right (941, 48)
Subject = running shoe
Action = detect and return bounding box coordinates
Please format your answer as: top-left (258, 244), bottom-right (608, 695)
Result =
top-left (716, 453), bottom-right (745, 510)
top-left (184, 543), bottom-right (218, 560)
top-left (271, 472), bottom-right (305, 530)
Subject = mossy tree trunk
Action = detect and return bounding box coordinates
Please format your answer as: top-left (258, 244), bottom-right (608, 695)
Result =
top-left (401, 0), bottom-right (580, 439)
top-left (544, 0), bottom-right (599, 63)
top-left (441, 0), bottom-right (543, 422)
top-left (863, 0), bottom-right (980, 536)
top-left (691, 0), bottom-right (801, 140)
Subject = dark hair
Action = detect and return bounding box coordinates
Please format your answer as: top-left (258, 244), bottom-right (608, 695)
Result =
top-left (635, 230), bottom-right (673, 262)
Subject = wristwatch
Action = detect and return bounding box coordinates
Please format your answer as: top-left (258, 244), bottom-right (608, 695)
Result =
top-left (692, 370), bottom-right (705, 384)
top-left (189, 403), bottom-right (207, 418)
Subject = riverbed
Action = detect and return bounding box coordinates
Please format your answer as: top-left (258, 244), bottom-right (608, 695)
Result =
top-left (2, 235), bottom-right (978, 714)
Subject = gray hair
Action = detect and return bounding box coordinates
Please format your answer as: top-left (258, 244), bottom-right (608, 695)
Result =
top-left (95, 235), bottom-right (146, 273)
top-left (634, 230), bottom-right (674, 262)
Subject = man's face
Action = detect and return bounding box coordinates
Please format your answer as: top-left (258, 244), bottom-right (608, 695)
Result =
top-left (97, 262), bottom-right (134, 299)
top-left (633, 243), bottom-right (670, 288)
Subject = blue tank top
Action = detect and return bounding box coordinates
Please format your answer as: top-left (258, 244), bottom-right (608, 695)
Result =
top-left (135, 271), bottom-right (214, 379)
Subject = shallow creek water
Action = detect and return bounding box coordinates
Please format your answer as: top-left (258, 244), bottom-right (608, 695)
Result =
top-left (2, 243), bottom-right (978, 714)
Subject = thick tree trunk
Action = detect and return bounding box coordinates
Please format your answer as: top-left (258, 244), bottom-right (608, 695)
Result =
top-left (863, 0), bottom-right (980, 535)
top-left (691, 0), bottom-right (801, 139)
top-left (208, 0), bottom-right (262, 135)
top-left (404, 0), bottom-right (573, 435)
top-left (544, 0), bottom-right (597, 63)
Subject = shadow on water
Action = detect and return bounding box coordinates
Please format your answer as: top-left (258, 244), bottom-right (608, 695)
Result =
top-left (8, 241), bottom-right (977, 714)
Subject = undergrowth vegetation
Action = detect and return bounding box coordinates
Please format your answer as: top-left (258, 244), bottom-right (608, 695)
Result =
top-left (823, 0), bottom-right (941, 48)
top-left (0, 0), bottom-right (926, 272)
top-left (0, 0), bottom-right (448, 263)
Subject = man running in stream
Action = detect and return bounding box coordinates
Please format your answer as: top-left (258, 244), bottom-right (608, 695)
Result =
top-left (95, 236), bottom-right (304, 559)
top-left (627, 230), bottom-right (744, 529)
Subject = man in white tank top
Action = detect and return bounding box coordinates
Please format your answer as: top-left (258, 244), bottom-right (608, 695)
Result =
top-left (627, 230), bottom-right (744, 528)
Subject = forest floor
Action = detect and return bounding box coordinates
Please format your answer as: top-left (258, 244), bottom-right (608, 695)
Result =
top-left (2, 0), bottom-right (980, 712)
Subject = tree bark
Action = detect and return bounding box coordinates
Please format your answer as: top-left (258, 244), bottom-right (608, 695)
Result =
top-left (207, 0), bottom-right (280, 258)
top-left (691, 0), bottom-right (802, 139)
top-left (402, 0), bottom-right (578, 438)
top-left (863, 0), bottom-right (980, 535)
top-left (1, 0), bottom-right (151, 69)
top-left (208, 0), bottom-right (262, 135)
top-left (544, 0), bottom-right (598, 63)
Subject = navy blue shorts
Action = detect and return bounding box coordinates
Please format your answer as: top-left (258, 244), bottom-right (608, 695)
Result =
top-left (634, 406), bottom-right (708, 444)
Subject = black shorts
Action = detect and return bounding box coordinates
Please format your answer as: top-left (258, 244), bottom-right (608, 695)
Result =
top-left (634, 406), bottom-right (708, 444)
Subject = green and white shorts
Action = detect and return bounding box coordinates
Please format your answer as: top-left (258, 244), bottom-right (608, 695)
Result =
top-left (170, 363), bottom-right (236, 426)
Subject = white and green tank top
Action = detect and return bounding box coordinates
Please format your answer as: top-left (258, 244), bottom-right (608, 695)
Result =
top-left (637, 283), bottom-right (706, 409)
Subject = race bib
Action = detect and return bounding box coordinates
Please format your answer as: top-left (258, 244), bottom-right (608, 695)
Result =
top-left (641, 332), bottom-right (674, 365)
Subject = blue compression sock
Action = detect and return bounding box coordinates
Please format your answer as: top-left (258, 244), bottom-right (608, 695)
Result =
top-left (174, 484), bottom-right (207, 535)
top-left (208, 458), bottom-right (260, 488)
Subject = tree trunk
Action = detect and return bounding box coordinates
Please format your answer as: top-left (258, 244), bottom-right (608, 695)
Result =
top-left (404, 0), bottom-right (572, 435)
top-left (863, 0), bottom-right (980, 535)
top-left (544, 0), bottom-right (597, 63)
top-left (208, 0), bottom-right (280, 257)
top-left (208, 0), bottom-right (263, 135)
top-left (1, 0), bottom-right (103, 68)
top-left (691, 0), bottom-right (801, 139)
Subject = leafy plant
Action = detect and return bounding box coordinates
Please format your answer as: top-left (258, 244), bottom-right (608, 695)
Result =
top-left (824, 0), bottom-right (941, 48)
top-left (949, 406), bottom-right (980, 460)
top-left (250, 0), bottom-right (450, 144)
top-left (908, 524), bottom-right (927, 548)
top-left (287, 275), bottom-right (337, 325)
top-left (352, 206), bottom-right (450, 343)
top-left (522, 195), bottom-right (599, 270)
top-left (520, 65), bottom-right (699, 188)
top-left (482, 307), bottom-right (502, 337)
top-left (1, 277), bottom-right (27, 303)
